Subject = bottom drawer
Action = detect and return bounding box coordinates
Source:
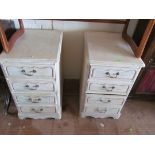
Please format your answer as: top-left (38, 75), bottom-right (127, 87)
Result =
top-left (18, 106), bottom-right (56, 114)
top-left (84, 106), bottom-right (120, 115)
top-left (18, 112), bottom-right (60, 119)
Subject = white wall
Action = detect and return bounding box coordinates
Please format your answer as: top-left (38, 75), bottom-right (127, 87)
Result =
top-left (13, 19), bottom-right (138, 79)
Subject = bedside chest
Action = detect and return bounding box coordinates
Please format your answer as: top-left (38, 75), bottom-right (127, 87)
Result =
top-left (80, 32), bottom-right (145, 119)
top-left (0, 30), bottom-right (63, 119)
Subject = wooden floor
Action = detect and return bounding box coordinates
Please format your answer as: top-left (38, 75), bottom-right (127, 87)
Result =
top-left (0, 95), bottom-right (155, 135)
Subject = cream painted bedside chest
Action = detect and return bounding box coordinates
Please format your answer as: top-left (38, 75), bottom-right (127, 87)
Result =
top-left (0, 30), bottom-right (63, 119)
top-left (80, 32), bottom-right (145, 119)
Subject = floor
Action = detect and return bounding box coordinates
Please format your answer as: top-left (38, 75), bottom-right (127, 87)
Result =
top-left (0, 95), bottom-right (155, 135)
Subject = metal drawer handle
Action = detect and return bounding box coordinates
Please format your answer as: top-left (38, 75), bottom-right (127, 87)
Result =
top-left (28, 98), bottom-right (41, 103)
top-left (21, 69), bottom-right (33, 76)
top-left (31, 70), bottom-right (37, 73)
top-left (25, 84), bottom-right (29, 88)
top-left (99, 99), bottom-right (111, 103)
top-left (102, 85), bottom-right (115, 92)
top-left (25, 84), bottom-right (39, 90)
top-left (21, 69), bottom-right (37, 76)
top-left (105, 72), bottom-right (119, 78)
top-left (21, 69), bottom-right (25, 73)
top-left (96, 108), bottom-right (107, 113)
top-left (31, 108), bottom-right (43, 113)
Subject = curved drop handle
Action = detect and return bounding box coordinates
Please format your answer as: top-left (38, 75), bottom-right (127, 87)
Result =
top-left (31, 108), bottom-right (43, 113)
top-left (96, 108), bottom-right (107, 113)
top-left (99, 99), bottom-right (111, 103)
top-left (105, 72), bottom-right (119, 78)
top-left (28, 97), bottom-right (41, 103)
top-left (25, 84), bottom-right (39, 90)
top-left (21, 69), bottom-right (37, 76)
top-left (102, 85), bottom-right (115, 92)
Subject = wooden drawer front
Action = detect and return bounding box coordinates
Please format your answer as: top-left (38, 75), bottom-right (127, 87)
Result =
top-left (19, 106), bottom-right (55, 114)
top-left (85, 106), bottom-right (120, 115)
top-left (88, 82), bottom-right (130, 95)
top-left (90, 66), bottom-right (136, 80)
top-left (5, 64), bottom-right (54, 78)
top-left (9, 80), bottom-right (55, 92)
top-left (15, 95), bottom-right (56, 105)
top-left (86, 95), bottom-right (125, 106)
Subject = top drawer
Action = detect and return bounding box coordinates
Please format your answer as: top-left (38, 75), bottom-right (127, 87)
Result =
top-left (90, 66), bottom-right (137, 80)
top-left (2, 63), bottom-right (55, 78)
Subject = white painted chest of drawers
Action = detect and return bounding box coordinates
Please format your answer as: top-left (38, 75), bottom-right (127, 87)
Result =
top-left (80, 32), bottom-right (145, 119)
top-left (0, 30), bottom-right (63, 119)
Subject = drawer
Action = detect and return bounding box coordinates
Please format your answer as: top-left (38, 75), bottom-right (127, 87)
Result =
top-left (3, 64), bottom-right (54, 78)
top-left (86, 94), bottom-right (125, 106)
top-left (90, 66), bottom-right (137, 80)
top-left (18, 112), bottom-right (58, 119)
top-left (14, 94), bottom-right (56, 105)
top-left (18, 106), bottom-right (56, 114)
top-left (8, 80), bottom-right (55, 92)
top-left (84, 106), bottom-right (120, 115)
top-left (87, 81), bottom-right (130, 95)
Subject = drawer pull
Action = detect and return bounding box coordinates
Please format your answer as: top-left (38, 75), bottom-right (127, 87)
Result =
top-left (21, 69), bottom-right (25, 73)
top-left (31, 108), bottom-right (43, 113)
top-left (99, 99), bottom-right (111, 103)
top-left (25, 84), bottom-right (39, 90)
top-left (28, 98), bottom-right (41, 103)
top-left (102, 86), bottom-right (115, 92)
top-left (31, 70), bottom-right (37, 73)
top-left (25, 84), bottom-right (29, 88)
top-left (96, 108), bottom-right (107, 113)
top-left (21, 69), bottom-right (37, 76)
top-left (105, 72), bottom-right (119, 78)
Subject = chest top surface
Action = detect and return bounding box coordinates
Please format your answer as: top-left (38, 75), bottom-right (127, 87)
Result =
top-left (0, 30), bottom-right (63, 62)
top-left (85, 32), bottom-right (145, 67)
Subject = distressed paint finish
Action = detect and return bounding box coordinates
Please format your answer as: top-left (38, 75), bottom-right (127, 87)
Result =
top-left (0, 30), bottom-right (63, 119)
top-left (80, 32), bottom-right (145, 119)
